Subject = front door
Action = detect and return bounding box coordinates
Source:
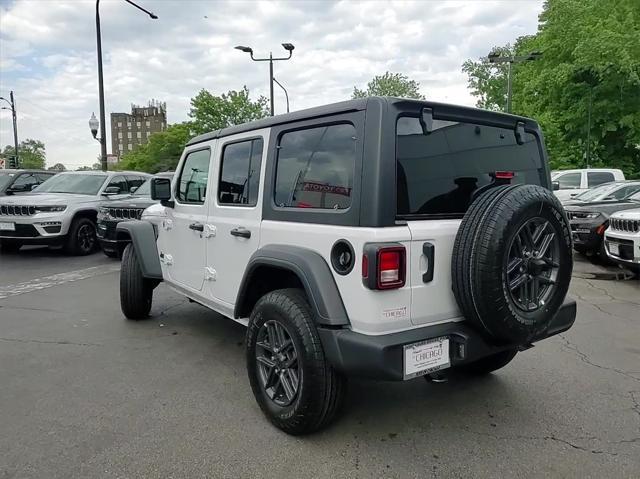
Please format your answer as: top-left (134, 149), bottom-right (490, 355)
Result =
top-left (205, 130), bottom-right (268, 310)
top-left (162, 147), bottom-right (213, 292)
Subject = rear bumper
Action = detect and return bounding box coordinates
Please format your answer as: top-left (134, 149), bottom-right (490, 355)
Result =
top-left (319, 298), bottom-right (577, 381)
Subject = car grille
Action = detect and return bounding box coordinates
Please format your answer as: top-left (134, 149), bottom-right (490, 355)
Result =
top-left (0, 205), bottom-right (36, 216)
top-left (107, 207), bottom-right (145, 220)
top-left (610, 218), bottom-right (640, 233)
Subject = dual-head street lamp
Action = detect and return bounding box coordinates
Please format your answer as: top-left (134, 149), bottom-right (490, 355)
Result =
top-left (487, 50), bottom-right (542, 113)
top-left (90, 0), bottom-right (157, 171)
top-left (235, 43), bottom-right (295, 116)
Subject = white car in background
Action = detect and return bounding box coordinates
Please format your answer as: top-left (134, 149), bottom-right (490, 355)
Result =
top-left (604, 208), bottom-right (640, 273)
top-left (551, 168), bottom-right (625, 201)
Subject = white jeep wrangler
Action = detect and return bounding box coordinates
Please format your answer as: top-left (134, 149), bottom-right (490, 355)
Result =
top-left (117, 97), bottom-right (576, 435)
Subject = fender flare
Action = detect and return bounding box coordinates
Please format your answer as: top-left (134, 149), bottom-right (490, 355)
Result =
top-left (116, 221), bottom-right (163, 280)
top-left (235, 244), bottom-right (350, 326)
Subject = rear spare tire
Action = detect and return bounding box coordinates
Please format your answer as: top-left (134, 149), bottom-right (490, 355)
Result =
top-left (452, 184), bottom-right (572, 344)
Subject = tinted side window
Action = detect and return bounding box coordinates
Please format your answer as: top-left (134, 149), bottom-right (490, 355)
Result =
top-left (36, 173), bottom-right (55, 183)
top-left (396, 117), bottom-right (543, 216)
top-left (127, 175), bottom-right (146, 189)
top-left (218, 138), bottom-right (263, 206)
top-left (274, 123), bottom-right (356, 209)
top-left (177, 149), bottom-right (210, 204)
top-left (588, 172), bottom-right (614, 187)
top-left (557, 173), bottom-right (581, 189)
top-left (12, 173), bottom-right (38, 191)
top-left (614, 184), bottom-right (640, 199)
top-left (107, 176), bottom-right (128, 193)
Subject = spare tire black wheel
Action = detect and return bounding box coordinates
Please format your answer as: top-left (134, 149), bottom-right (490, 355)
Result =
top-left (452, 184), bottom-right (572, 345)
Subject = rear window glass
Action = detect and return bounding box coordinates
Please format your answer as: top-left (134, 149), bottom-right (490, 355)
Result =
top-left (274, 123), bottom-right (355, 210)
top-left (396, 117), bottom-right (543, 217)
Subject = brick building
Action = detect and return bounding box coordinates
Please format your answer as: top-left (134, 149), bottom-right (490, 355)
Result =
top-left (110, 100), bottom-right (167, 159)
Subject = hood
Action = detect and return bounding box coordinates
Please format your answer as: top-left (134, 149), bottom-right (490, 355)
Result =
top-left (103, 197), bottom-right (156, 208)
top-left (0, 193), bottom-right (99, 205)
top-left (611, 207), bottom-right (640, 220)
top-left (566, 201), bottom-right (640, 216)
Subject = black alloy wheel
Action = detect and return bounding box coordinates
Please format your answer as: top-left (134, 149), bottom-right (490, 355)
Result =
top-left (77, 223), bottom-right (96, 253)
top-left (506, 217), bottom-right (560, 312)
top-left (255, 319), bottom-right (300, 407)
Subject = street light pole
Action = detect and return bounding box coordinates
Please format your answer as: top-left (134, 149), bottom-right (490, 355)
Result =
top-left (235, 43), bottom-right (295, 116)
top-left (93, 0), bottom-right (157, 171)
top-left (586, 87), bottom-right (592, 168)
top-left (1, 91), bottom-right (19, 165)
top-left (487, 51), bottom-right (542, 113)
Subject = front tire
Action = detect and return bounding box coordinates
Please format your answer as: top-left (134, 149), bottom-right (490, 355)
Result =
top-left (120, 244), bottom-right (153, 319)
top-left (64, 217), bottom-right (97, 256)
top-left (246, 288), bottom-right (346, 435)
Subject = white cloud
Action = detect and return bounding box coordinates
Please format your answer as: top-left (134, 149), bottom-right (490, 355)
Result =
top-left (0, 0), bottom-right (543, 168)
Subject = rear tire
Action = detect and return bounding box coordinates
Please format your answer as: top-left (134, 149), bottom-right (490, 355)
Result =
top-left (64, 217), bottom-right (97, 256)
top-left (246, 288), bottom-right (346, 435)
top-left (120, 244), bottom-right (153, 319)
top-left (458, 349), bottom-right (518, 375)
top-left (0, 240), bottom-right (22, 253)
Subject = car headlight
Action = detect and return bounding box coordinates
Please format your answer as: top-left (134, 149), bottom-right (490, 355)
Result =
top-left (97, 206), bottom-right (111, 220)
top-left (583, 212), bottom-right (601, 219)
top-left (34, 205), bottom-right (67, 213)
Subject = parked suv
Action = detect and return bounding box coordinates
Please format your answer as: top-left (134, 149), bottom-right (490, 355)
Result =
top-left (0, 169), bottom-right (56, 196)
top-left (0, 170), bottom-right (149, 254)
top-left (551, 168), bottom-right (625, 201)
top-left (604, 208), bottom-right (640, 273)
top-left (97, 171), bottom-right (174, 258)
top-left (116, 98), bottom-right (576, 434)
top-left (565, 186), bottom-right (640, 258)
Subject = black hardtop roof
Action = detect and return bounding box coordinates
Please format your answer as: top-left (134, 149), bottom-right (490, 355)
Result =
top-left (186, 96), bottom-right (537, 147)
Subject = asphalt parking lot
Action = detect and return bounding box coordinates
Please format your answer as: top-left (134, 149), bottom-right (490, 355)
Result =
top-left (1, 249), bottom-right (638, 478)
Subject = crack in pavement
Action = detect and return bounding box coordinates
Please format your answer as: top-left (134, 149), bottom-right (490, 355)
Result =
top-left (582, 279), bottom-right (640, 306)
top-left (0, 337), bottom-right (100, 347)
top-left (557, 334), bottom-right (640, 384)
top-left (467, 430), bottom-right (619, 456)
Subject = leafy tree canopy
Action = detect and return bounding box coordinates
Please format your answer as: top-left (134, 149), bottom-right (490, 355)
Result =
top-left (48, 163), bottom-right (66, 172)
top-left (2, 139), bottom-right (46, 169)
top-left (352, 72), bottom-right (425, 100)
top-left (462, 0), bottom-right (640, 177)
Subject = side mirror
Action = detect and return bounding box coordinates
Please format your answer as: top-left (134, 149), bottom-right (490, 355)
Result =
top-left (552, 181), bottom-right (560, 191)
top-left (150, 177), bottom-right (173, 206)
top-left (130, 186), bottom-right (138, 194)
top-left (30, 184), bottom-right (39, 191)
top-left (103, 186), bottom-right (121, 196)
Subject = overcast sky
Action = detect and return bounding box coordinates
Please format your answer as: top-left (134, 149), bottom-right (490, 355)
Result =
top-left (0, 0), bottom-right (544, 168)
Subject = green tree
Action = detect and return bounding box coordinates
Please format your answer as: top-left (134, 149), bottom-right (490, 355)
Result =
top-left (2, 139), bottom-right (46, 169)
top-left (189, 86), bottom-right (269, 135)
top-left (352, 72), bottom-right (425, 99)
top-left (48, 163), bottom-right (66, 172)
top-left (117, 122), bottom-right (194, 173)
top-left (462, 0), bottom-right (640, 177)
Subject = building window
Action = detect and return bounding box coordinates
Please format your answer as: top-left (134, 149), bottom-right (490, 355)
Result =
top-left (146, 121), bottom-right (150, 127)
top-left (136, 132), bottom-right (142, 139)
top-left (127, 132), bottom-right (131, 139)
top-left (117, 132), bottom-right (122, 139)
top-left (118, 143), bottom-right (123, 152)
top-left (128, 143), bottom-right (133, 150)
top-left (117, 122), bottom-right (122, 127)
top-left (136, 121), bottom-right (141, 127)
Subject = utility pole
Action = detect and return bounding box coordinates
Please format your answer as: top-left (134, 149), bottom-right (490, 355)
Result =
top-left (92, 0), bottom-right (157, 171)
top-left (585, 87), bottom-right (592, 168)
top-left (0, 91), bottom-right (19, 165)
top-left (486, 51), bottom-right (542, 113)
top-left (235, 43), bottom-right (295, 116)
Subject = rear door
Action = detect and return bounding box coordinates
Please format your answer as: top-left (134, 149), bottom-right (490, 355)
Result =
top-left (395, 116), bottom-right (546, 326)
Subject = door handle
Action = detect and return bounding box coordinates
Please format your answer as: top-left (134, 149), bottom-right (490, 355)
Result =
top-left (230, 227), bottom-right (251, 239)
top-left (189, 223), bottom-right (204, 232)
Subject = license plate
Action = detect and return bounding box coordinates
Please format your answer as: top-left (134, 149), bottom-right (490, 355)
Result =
top-left (609, 242), bottom-right (619, 256)
top-left (0, 222), bottom-right (15, 231)
top-left (575, 228), bottom-right (591, 234)
top-left (403, 336), bottom-right (450, 379)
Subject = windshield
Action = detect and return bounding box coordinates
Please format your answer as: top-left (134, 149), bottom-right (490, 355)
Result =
top-left (0, 172), bottom-right (16, 190)
top-left (133, 179), bottom-right (152, 197)
top-left (33, 173), bottom-right (107, 195)
top-left (630, 191), bottom-right (640, 202)
top-left (574, 183), bottom-right (619, 201)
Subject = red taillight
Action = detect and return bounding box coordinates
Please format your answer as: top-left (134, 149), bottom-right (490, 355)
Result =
top-left (494, 171), bottom-right (515, 180)
top-left (377, 247), bottom-right (405, 289)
